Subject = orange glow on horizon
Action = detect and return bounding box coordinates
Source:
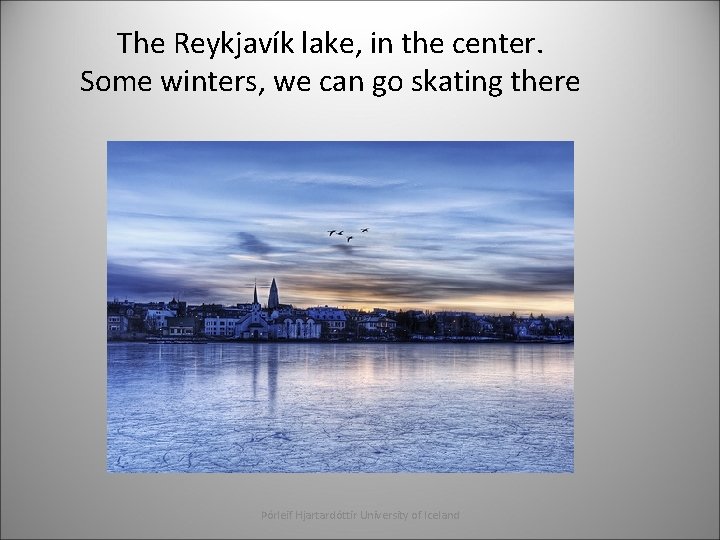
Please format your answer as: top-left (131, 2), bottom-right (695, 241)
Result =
top-left (278, 289), bottom-right (574, 317)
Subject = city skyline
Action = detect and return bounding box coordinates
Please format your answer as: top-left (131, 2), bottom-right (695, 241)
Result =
top-left (107, 141), bottom-right (574, 316)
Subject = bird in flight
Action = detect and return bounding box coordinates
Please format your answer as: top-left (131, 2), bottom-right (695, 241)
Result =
top-left (327, 230), bottom-right (336, 236)
top-left (360, 228), bottom-right (369, 233)
top-left (337, 230), bottom-right (344, 235)
top-left (347, 236), bottom-right (354, 243)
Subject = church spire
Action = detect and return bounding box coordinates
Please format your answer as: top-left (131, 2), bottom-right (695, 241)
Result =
top-left (268, 277), bottom-right (279, 309)
top-left (253, 278), bottom-right (258, 304)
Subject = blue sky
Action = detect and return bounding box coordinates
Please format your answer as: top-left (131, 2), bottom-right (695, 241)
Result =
top-left (107, 141), bottom-right (573, 316)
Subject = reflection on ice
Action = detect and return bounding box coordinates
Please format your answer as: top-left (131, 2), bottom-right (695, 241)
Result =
top-left (107, 342), bottom-right (573, 473)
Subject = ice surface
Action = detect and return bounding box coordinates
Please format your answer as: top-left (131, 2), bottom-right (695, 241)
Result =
top-left (107, 342), bottom-right (573, 473)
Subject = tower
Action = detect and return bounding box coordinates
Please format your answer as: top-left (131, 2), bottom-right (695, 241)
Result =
top-left (268, 277), bottom-right (279, 309)
top-left (252, 279), bottom-right (260, 310)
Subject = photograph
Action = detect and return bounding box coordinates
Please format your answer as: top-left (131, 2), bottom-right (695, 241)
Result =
top-left (107, 141), bottom-right (574, 473)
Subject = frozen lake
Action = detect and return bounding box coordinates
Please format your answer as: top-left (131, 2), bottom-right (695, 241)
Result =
top-left (107, 342), bottom-right (573, 473)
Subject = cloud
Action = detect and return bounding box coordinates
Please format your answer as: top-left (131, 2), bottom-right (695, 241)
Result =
top-left (232, 171), bottom-right (407, 189)
top-left (107, 142), bottom-right (573, 312)
top-left (331, 243), bottom-right (355, 254)
top-left (110, 211), bottom-right (236, 225)
top-left (235, 232), bottom-right (272, 255)
top-left (228, 254), bottom-right (284, 266)
top-left (287, 263), bottom-right (574, 306)
top-left (499, 265), bottom-right (574, 289)
top-left (107, 261), bottom-right (215, 301)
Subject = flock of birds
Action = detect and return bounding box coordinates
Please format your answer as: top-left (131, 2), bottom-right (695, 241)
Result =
top-left (327, 227), bottom-right (370, 243)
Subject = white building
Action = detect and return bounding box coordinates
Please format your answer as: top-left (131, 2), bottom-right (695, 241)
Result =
top-left (306, 306), bottom-right (346, 334)
top-left (145, 308), bottom-right (176, 330)
top-left (234, 284), bottom-right (270, 339)
top-left (270, 317), bottom-right (321, 339)
top-left (107, 315), bottom-right (128, 336)
top-left (204, 317), bottom-right (240, 337)
top-left (269, 305), bottom-right (294, 319)
top-left (360, 315), bottom-right (397, 334)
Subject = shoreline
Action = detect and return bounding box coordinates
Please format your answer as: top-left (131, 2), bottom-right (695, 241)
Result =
top-left (108, 337), bottom-right (574, 345)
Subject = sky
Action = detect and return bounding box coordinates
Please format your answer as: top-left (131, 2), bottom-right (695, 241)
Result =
top-left (107, 141), bottom-right (574, 316)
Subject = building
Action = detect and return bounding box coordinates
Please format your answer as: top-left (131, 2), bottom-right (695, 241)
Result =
top-left (167, 297), bottom-right (187, 316)
top-left (474, 316), bottom-right (495, 334)
top-left (268, 278), bottom-right (280, 309)
top-left (360, 315), bottom-right (397, 335)
top-left (165, 316), bottom-right (197, 337)
top-left (204, 317), bottom-right (240, 337)
top-left (306, 306), bottom-right (347, 335)
top-left (144, 308), bottom-right (177, 331)
top-left (435, 311), bottom-right (477, 337)
top-left (107, 314), bottom-right (128, 337)
top-left (234, 283), bottom-right (270, 340)
top-left (270, 317), bottom-right (321, 339)
top-left (187, 303), bottom-right (226, 319)
top-left (269, 305), bottom-right (295, 319)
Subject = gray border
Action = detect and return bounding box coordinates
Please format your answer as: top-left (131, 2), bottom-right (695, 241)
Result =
top-left (2, 1), bottom-right (718, 538)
